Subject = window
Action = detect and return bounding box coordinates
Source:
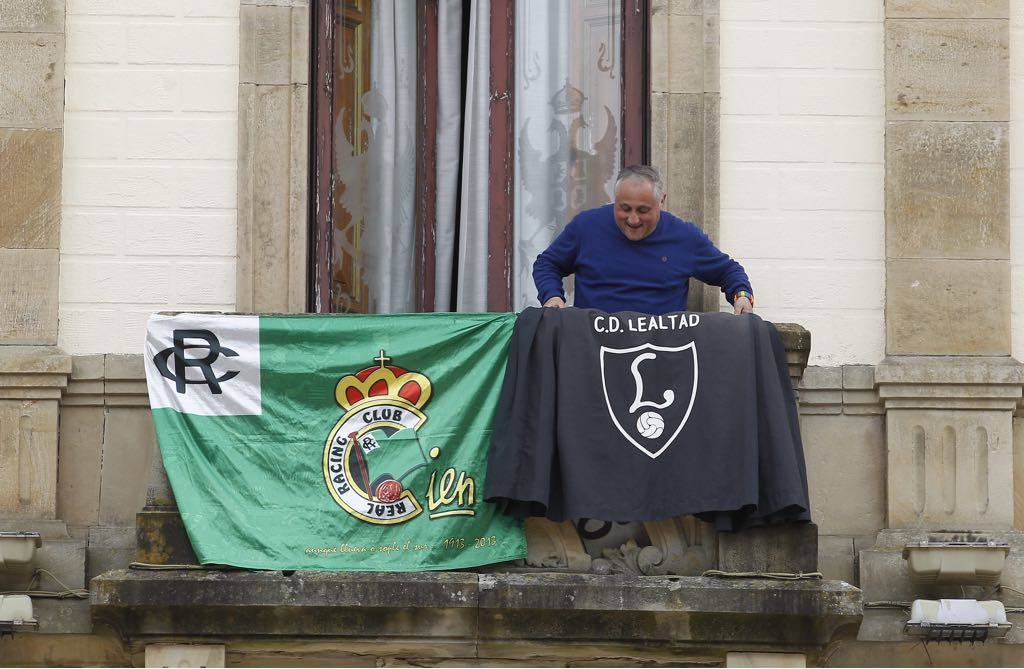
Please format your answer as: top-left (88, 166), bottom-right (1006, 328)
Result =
top-left (311, 0), bottom-right (648, 313)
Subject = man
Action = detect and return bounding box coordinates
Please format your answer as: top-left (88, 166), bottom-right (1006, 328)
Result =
top-left (533, 165), bottom-right (754, 315)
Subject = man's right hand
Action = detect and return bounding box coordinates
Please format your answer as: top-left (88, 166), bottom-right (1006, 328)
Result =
top-left (543, 296), bottom-right (566, 308)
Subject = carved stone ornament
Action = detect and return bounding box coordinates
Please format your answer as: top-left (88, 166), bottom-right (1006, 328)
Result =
top-left (519, 516), bottom-right (715, 575)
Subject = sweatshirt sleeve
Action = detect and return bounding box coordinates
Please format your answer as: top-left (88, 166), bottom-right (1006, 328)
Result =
top-left (689, 225), bottom-right (753, 304)
top-left (532, 218), bottom-right (581, 305)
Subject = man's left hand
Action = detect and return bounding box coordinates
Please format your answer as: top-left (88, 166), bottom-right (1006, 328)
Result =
top-left (733, 297), bottom-right (753, 314)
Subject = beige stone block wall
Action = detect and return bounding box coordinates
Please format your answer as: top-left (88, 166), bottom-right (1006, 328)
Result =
top-left (886, 19), bottom-right (1008, 121)
top-left (887, 0), bottom-right (1009, 20)
top-left (886, 258), bottom-right (1010, 355)
top-left (236, 0), bottom-right (308, 314)
top-left (1015, 415), bottom-right (1024, 531)
top-left (0, 32), bottom-right (65, 129)
top-left (0, 128), bottom-right (62, 248)
top-left (0, 248), bottom-right (60, 345)
top-left (800, 414), bottom-right (886, 536)
top-left (886, 121), bottom-right (1008, 260)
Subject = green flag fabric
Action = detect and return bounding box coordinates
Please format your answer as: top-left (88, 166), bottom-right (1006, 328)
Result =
top-left (144, 312), bottom-right (526, 571)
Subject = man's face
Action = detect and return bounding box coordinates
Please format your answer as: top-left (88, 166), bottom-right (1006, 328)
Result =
top-left (613, 178), bottom-right (664, 241)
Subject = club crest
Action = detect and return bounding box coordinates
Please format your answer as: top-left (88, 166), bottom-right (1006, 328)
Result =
top-left (322, 351), bottom-right (433, 525)
top-left (599, 342), bottom-right (698, 459)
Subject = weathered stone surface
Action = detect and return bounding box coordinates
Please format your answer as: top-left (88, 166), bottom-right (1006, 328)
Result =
top-left (875, 354), bottom-right (1024, 386)
top-left (717, 524), bottom-right (818, 574)
top-left (817, 536), bottom-right (856, 585)
top-left (886, 0), bottom-right (1009, 19)
top-left (98, 408), bottom-right (158, 526)
top-left (91, 570), bottom-right (861, 649)
top-left (832, 635), bottom-right (1024, 664)
top-left (726, 652), bottom-right (806, 668)
top-left (0, 344), bottom-right (70, 377)
top-left (697, 92), bottom-right (721, 312)
top-left (0, 399), bottom-right (58, 518)
top-left (104, 353), bottom-right (149, 407)
top-left (651, 0), bottom-right (702, 16)
top-left (239, 4), bottom-right (294, 85)
top-left (0, 128), bottom-right (61, 248)
top-left (0, 32), bottom-right (64, 128)
top-left (886, 408), bottom-right (1014, 528)
top-left (0, 249), bottom-right (59, 344)
top-left (236, 83), bottom-right (307, 312)
top-left (651, 11), bottom-right (703, 94)
top-left (146, 645), bottom-right (225, 668)
top-left (32, 599), bottom-right (91, 634)
top-left (651, 92), bottom-right (703, 225)
top-left (886, 19), bottom-right (1008, 121)
top-left (0, 0), bottom-right (65, 32)
top-left (87, 526), bottom-right (135, 581)
top-left (886, 259), bottom-right (1009, 355)
top-left (0, 537), bottom-right (88, 633)
top-left (801, 415), bottom-right (885, 535)
top-left (703, 14), bottom-right (719, 94)
top-left (1015, 417), bottom-right (1023, 532)
top-left (135, 510), bottom-right (198, 566)
top-left (56, 405), bottom-right (104, 529)
top-left (886, 121), bottom-right (1008, 259)
top-left (290, 3), bottom-right (309, 85)
top-left (860, 529), bottom-right (1024, 608)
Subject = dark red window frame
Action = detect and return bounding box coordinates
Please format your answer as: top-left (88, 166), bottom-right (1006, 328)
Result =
top-left (310, 0), bottom-right (649, 313)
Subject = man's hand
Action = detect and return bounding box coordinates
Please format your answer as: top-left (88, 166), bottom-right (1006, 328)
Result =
top-left (733, 297), bottom-right (753, 314)
top-left (543, 296), bottom-right (566, 308)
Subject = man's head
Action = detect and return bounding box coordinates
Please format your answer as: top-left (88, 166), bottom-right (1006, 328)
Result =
top-left (612, 165), bottom-right (666, 241)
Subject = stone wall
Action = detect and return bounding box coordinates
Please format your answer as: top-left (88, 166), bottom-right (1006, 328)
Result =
top-left (1012, 1), bottom-right (1024, 359)
top-left (235, 0), bottom-right (308, 314)
top-left (718, 1), bottom-right (885, 365)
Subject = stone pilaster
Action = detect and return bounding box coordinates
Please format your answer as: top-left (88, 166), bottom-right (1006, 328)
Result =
top-left (881, 5), bottom-right (1020, 529)
top-left (0, 0), bottom-right (64, 345)
top-left (885, 4), bottom-right (1010, 355)
top-left (650, 0), bottom-right (720, 312)
top-left (858, 2), bottom-right (1024, 643)
top-left (876, 357), bottom-right (1022, 529)
top-left (0, 346), bottom-right (71, 519)
top-left (236, 0), bottom-right (309, 313)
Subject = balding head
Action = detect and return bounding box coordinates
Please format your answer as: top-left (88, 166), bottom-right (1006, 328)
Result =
top-left (614, 165), bottom-right (665, 202)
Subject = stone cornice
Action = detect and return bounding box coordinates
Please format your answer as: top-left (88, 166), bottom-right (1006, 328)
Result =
top-left (798, 365), bottom-right (882, 415)
top-left (65, 354), bottom-right (149, 407)
top-left (875, 356), bottom-right (1024, 411)
top-left (0, 345), bottom-right (71, 400)
top-left (92, 570), bottom-right (862, 657)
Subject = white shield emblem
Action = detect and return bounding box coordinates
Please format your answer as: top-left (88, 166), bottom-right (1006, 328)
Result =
top-left (599, 342), bottom-right (698, 459)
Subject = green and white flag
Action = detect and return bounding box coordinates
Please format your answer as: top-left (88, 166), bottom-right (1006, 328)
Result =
top-left (144, 312), bottom-right (526, 571)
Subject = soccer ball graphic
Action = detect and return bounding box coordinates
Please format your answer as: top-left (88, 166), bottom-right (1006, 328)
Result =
top-left (636, 411), bottom-right (664, 439)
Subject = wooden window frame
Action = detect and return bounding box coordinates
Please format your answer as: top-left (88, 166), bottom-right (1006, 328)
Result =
top-left (310, 0), bottom-right (650, 313)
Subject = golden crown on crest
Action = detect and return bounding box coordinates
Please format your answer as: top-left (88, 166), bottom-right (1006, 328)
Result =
top-left (334, 350), bottom-right (432, 412)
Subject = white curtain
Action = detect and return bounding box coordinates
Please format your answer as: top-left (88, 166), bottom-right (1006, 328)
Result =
top-left (363, 1), bottom-right (418, 313)
top-left (513, 0), bottom-right (621, 310)
top-left (455, 0), bottom-right (490, 312)
top-left (433, 0), bottom-right (463, 311)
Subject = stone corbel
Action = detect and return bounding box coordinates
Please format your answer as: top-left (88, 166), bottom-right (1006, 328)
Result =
top-left (0, 346), bottom-right (71, 520)
top-left (521, 518), bottom-right (593, 572)
top-left (875, 356), bottom-right (1024, 530)
top-left (593, 516), bottom-right (717, 576)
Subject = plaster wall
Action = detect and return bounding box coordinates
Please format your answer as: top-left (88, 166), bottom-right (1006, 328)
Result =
top-left (719, 1), bottom-right (885, 366)
top-left (1012, 1), bottom-right (1024, 359)
top-left (59, 0), bottom-right (239, 355)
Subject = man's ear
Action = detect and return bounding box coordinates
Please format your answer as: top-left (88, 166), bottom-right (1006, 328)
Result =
top-left (660, 194), bottom-right (667, 206)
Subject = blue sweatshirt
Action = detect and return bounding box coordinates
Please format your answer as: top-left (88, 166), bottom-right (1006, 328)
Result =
top-left (533, 204), bottom-right (752, 315)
